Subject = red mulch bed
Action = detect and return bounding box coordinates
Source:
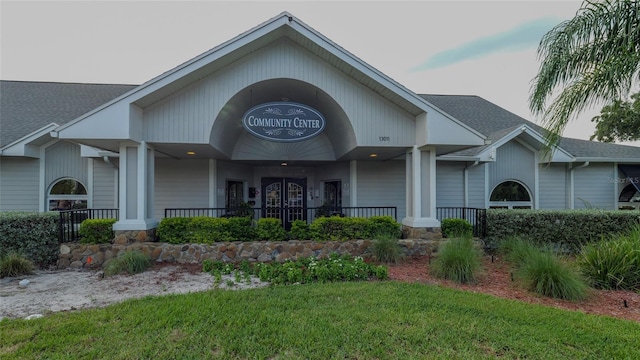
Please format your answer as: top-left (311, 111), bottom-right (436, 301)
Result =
top-left (387, 255), bottom-right (640, 323)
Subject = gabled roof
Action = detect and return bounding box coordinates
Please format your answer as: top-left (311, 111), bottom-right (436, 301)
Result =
top-left (0, 81), bottom-right (136, 148)
top-left (421, 94), bottom-right (640, 162)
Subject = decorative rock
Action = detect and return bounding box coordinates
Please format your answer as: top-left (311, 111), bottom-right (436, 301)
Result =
top-left (25, 314), bottom-right (43, 320)
top-left (19, 279), bottom-right (30, 287)
top-left (70, 261), bottom-right (83, 269)
top-left (60, 244), bottom-right (71, 255)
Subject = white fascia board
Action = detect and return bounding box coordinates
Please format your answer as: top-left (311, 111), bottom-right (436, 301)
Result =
top-left (475, 125), bottom-right (575, 163)
top-left (573, 157), bottom-right (640, 163)
top-left (0, 123), bottom-right (58, 158)
top-left (436, 156), bottom-right (482, 162)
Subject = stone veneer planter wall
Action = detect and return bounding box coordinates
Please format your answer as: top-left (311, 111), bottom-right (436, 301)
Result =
top-left (57, 239), bottom-right (441, 270)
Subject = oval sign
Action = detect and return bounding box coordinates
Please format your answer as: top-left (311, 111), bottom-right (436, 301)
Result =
top-left (242, 102), bottom-right (325, 142)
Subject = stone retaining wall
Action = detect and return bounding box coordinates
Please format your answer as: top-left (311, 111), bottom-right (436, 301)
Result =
top-left (58, 239), bottom-right (442, 270)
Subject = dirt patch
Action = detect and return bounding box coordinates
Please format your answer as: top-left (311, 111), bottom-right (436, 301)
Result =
top-left (0, 263), bottom-right (269, 320)
top-left (388, 255), bottom-right (640, 323)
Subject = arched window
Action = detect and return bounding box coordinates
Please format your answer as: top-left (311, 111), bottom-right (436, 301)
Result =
top-left (489, 180), bottom-right (532, 209)
top-left (48, 178), bottom-right (88, 211)
top-left (618, 183), bottom-right (640, 210)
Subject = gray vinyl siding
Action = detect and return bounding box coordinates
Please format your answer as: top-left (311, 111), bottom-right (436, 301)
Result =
top-left (0, 157), bottom-right (40, 211)
top-left (467, 164), bottom-right (486, 208)
top-left (154, 158), bottom-right (209, 219)
top-left (45, 141), bottom-right (88, 191)
top-left (436, 161), bottom-right (464, 207)
top-left (573, 163), bottom-right (615, 209)
top-left (488, 141), bottom-right (535, 199)
top-left (92, 159), bottom-right (117, 209)
top-left (356, 160), bottom-right (405, 221)
top-left (143, 39), bottom-right (415, 157)
top-left (538, 163), bottom-right (567, 209)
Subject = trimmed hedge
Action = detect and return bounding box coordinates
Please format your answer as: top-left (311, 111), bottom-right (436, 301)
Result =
top-left (0, 212), bottom-right (60, 268)
top-left (79, 219), bottom-right (116, 244)
top-left (156, 215), bottom-right (402, 244)
top-left (441, 218), bottom-right (473, 238)
top-left (486, 209), bottom-right (640, 253)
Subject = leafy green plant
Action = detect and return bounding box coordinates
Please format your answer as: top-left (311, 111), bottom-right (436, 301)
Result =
top-left (104, 251), bottom-right (151, 276)
top-left (431, 235), bottom-right (482, 284)
top-left (578, 225), bottom-right (640, 290)
top-left (289, 219), bottom-right (310, 240)
top-left (256, 218), bottom-right (287, 241)
top-left (441, 218), bottom-right (473, 238)
top-left (498, 236), bottom-right (540, 266)
top-left (517, 250), bottom-right (589, 301)
top-left (157, 217), bottom-right (191, 244)
top-left (370, 232), bottom-right (404, 264)
top-left (368, 216), bottom-right (402, 238)
top-left (78, 218), bottom-right (116, 244)
top-left (226, 216), bottom-right (255, 242)
top-left (0, 252), bottom-right (35, 278)
top-left (0, 212), bottom-right (59, 268)
top-left (189, 216), bottom-right (233, 244)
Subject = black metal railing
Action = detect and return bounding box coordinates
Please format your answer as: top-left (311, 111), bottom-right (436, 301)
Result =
top-left (165, 206), bottom-right (397, 221)
top-left (436, 207), bottom-right (487, 238)
top-left (59, 209), bottom-right (119, 243)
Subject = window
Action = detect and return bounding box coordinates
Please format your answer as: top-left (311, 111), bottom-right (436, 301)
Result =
top-left (48, 178), bottom-right (88, 211)
top-left (323, 181), bottom-right (342, 208)
top-left (226, 180), bottom-right (244, 209)
top-left (489, 180), bottom-right (532, 209)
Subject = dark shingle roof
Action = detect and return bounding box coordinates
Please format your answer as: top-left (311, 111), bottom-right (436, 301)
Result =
top-left (420, 94), bottom-right (640, 160)
top-left (0, 81), bottom-right (136, 147)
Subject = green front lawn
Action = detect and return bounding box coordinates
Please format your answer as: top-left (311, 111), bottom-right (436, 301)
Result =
top-left (1, 282), bottom-right (638, 359)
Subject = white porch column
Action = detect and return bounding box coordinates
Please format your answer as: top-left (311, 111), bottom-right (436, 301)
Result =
top-left (114, 141), bottom-right (158, 231)
top-left (402, 146), bottom-right (440, 229)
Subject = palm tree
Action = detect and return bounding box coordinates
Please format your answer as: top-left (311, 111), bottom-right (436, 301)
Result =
top-left (529, 0), bottom-right (640, 147)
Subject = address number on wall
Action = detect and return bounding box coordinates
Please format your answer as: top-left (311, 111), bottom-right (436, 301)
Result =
top-left (378, 136), bottom-right (391, 142)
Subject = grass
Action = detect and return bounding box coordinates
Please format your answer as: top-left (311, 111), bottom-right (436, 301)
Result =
top-left (499, 237), bottom-right (589, 301)
top-left (0, 252), bottom-right (34, 278)
top-left (431, 235), bottom-right (482, 284)
top-left (103, 251), bottom-right (151, 276)
top-left (578, 225), bottom-right (640, 290)
top-left (370, 232), bottom-right (404, 264)
top-left (1, 282), bottom-right (638, 359)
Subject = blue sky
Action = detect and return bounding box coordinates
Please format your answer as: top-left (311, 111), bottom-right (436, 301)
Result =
top-left (3, 0), bottom-right (632, 144)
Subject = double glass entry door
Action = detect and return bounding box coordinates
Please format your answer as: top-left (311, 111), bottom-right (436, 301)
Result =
top-left (261, 178), bottom-right (307, 230)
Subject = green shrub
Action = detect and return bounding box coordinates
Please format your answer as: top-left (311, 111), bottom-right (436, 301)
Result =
top-left (227, 216), bottom-right (255, 242)
top-left (0, 252), bottom-right (35, 278)
top-left (371, 232), bottom-right (404, 264)
top-left (0, 212), bottom-right (60, 268)
top-left (486, 209), bottom-right (640, 253)
top-left (517, 250), bottom-right (589, 301)
top-left (309, 216), bottom-right (349, 241)
top-left (578, 225), bottom-right (640, 290)
top-left (441, 218), bottom-right (473, 238)
top-left (256, 218), bottom-right (287, 241)
top-left (253, 254), bottom-right (387, 284)
top-left (104, 251), bottom-right (151, 276)
top-left (189, 216), bottom-right (233, 244)
top-left (431, 235), bottom-right (482, 284)
top-left (78, 219), bottom-right (116, 244)
top-left (289, 219), bottom-right (310, 240)
top-left (157, 217), bottom-right (191, 244)
top-left (368, 216), bottom-right (401, 238)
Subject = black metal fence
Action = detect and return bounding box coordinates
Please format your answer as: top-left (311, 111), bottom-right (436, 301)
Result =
top-left (164, 206), bottom-right (397, 221)
top-left (59, 209), bottom-right (119, 243)
top-left (436, 207), bottom-right (487, 237)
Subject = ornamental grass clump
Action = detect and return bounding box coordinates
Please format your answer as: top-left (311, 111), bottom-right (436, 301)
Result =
top-left (371, 231), bottom-right (404, 264)
top-left (499, 237), bottom-right (589, 301)
top-left (578, 225), bottom-right (640, 290)
top-left (518, 250), bottom-right (589, 301)
top-left (431, 234), bottom-right (482, 284)
top-left (104, 251), bottom-right (151, 276)
top-left (0, 252), bottom-right (35, 278)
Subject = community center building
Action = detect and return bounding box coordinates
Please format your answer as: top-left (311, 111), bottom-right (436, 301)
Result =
top-left (2, 12), bottom-right (640, 240)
